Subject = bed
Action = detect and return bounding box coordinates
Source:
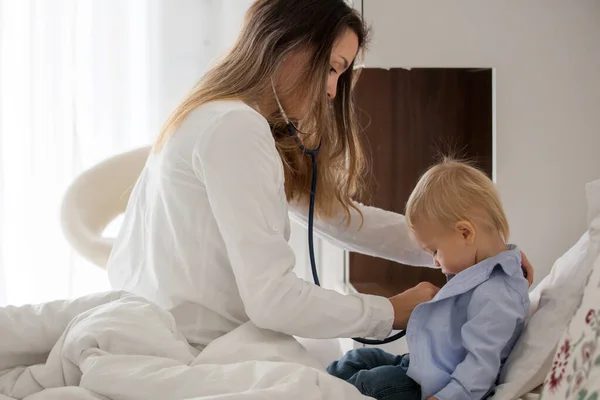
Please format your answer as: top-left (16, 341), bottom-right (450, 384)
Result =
top-left (0, 291), bottom-right (548, 400)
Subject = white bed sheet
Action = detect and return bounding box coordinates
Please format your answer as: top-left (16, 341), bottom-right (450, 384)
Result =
top-left (0, 291), bottom-right (370, 400)
top-left (0, 290), bottom-right (547, 400)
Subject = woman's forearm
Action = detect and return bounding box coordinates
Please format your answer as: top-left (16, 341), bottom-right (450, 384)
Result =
top-left (289, 199), bottom-right (433, 267)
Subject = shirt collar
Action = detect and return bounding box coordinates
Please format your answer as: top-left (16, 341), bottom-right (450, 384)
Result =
top-left (467, 244), bottom-right (521, 276)
top-left (433, 244), bottom-right (522, 301)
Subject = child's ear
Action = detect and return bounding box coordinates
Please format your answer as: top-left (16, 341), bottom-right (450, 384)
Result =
top-left (454, 221), bottom-right (476, 244)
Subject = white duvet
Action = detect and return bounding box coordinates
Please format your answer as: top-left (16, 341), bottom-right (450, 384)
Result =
top-left (0, 291), bottom-right (370, 400)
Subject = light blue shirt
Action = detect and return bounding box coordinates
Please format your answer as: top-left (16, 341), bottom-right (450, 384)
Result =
top-left (406, 245), bottom-right (529, 400)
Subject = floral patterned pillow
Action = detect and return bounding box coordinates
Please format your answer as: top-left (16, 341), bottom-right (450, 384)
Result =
top-left (541, 249), bottom-right (600, 400)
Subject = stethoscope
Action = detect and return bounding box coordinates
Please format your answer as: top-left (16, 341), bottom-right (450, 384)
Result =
top-left (271, 81), bottom-right (405, 345)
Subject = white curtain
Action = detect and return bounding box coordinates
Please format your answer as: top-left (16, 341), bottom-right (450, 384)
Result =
top-left (0, 0), bottom-right (255, 306)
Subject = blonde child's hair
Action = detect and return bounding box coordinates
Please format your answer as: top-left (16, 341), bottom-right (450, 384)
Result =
top-left (405, 158), bottom-right (509, 242)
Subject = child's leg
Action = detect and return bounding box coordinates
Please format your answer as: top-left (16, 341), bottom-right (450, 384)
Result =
top-left (328, 349), bottom-right (420, 400)
top-left (327, 348), bottom-right (403, 380)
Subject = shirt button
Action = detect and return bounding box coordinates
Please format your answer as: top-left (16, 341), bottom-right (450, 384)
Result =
top-left (272, 224), bottom-right (279, 232)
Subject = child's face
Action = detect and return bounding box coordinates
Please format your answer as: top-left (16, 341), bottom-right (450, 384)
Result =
top-left (411, 221), bottom-right (477, 275)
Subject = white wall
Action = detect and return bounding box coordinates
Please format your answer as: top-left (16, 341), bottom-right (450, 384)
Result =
top-left (363, 0), bottom-right (600, 283)
top-left (153, 0), bottom-right (254, 126)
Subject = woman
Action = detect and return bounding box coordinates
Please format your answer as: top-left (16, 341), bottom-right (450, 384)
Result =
top-left (107, 0), bottom-right (533, 349)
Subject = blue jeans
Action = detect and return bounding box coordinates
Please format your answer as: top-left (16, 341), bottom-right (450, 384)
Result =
top-left (327, 348), bottom-right (421, 400)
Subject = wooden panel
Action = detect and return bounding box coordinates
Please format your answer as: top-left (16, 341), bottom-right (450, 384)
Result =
top-left (466, 69), bottom-right (493, 177)
top-left (350, 68), bottom-right (493, 298)
top-left (390, 69), bottom-right (469, 291)
top-left (350, 68), bottom-right (394, 286)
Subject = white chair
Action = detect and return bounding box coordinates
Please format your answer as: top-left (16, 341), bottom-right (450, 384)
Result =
top-left (60, 146), bottom-right (151, 268)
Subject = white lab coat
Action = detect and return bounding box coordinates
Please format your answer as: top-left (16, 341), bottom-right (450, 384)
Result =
top-left (107, 100), bottom-right (432, 348)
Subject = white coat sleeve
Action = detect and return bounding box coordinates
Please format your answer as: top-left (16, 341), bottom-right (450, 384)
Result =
top-left (193, 109), bottom-right (394, 339)
top-left (289, 198), bottom-right (433, 267)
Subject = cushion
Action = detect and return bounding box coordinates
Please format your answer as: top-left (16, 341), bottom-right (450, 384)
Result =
top-left (493, 179), bottom-right (600, 399)
top-left (541, 179), bottom-right (600, 399)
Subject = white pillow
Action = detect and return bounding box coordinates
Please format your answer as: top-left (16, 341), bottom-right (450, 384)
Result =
top-left (528, 232), bottom-right (589, 316)
top-left (540, 179), bottom-right (600, 399)
top-left (493, 179), bottom-right (600, 399)
top-left (540, 243), bottom-right (600, 398)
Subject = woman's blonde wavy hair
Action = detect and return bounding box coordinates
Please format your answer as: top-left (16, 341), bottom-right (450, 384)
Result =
top-left (154, 0), bottom-right (370, 221)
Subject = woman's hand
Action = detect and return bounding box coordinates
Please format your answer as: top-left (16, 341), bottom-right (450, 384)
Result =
top-left (521, 251), bottom-right (534, 287)
top-left (388, 282), bottom-right (440, 330)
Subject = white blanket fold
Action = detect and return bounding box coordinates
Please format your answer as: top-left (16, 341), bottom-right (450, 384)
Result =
top-left (0, 291), bottom-right (369, 400)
